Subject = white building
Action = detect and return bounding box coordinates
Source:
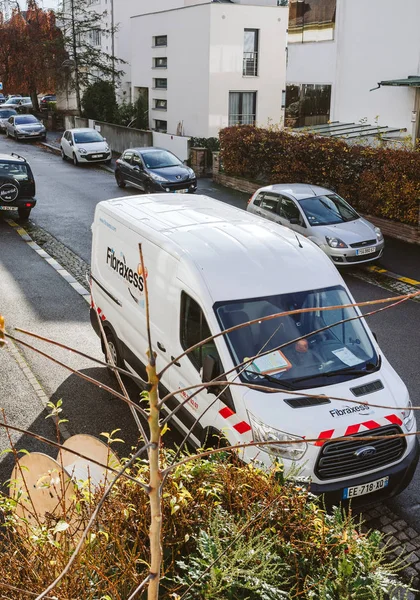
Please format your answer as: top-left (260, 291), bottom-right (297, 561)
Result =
top-left (128, 0), bottom-right (288, 138)
top-left (286, 0), bottom-right (420, 143)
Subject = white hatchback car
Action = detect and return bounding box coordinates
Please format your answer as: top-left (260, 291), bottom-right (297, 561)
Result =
top-left (60, 128), bottom-right (111, 166)
top-left (247, 183), bottom-right (385, 266)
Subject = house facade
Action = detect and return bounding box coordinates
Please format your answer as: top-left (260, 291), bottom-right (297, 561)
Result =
top-left (286, 0), bottom-right (420, 142)
top-left (129, 0), bottom-right (288, 137)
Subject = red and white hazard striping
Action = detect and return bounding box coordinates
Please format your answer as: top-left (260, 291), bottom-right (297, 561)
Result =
top-left (315, 414), bottom-right (403, 447)
top-left (219, 407), bottom-right (252, 435)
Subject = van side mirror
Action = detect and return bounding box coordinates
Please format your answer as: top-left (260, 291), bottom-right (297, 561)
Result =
top-left (202, 354), bottom-right (220, 384)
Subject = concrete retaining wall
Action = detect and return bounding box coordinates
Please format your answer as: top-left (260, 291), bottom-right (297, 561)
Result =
top-left (94, 121), bottom-right (152, 154)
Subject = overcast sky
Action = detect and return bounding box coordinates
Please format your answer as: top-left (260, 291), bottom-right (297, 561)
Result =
top-left (17, 0), bottom-right (58, 10)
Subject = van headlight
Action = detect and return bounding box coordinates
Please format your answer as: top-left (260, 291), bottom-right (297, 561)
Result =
top-left (249, 413), bottom-right (307, 460)
top-left (402, 400), bottom-right (416, 431)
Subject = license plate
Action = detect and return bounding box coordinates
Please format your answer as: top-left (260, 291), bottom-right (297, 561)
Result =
top-left (91, 154), bottom-right (102, 159)
top-left (0, 206), bottom-right (17, 210)
top-left (174, 189), bottom-right (188, 194)
top-left (356, 246), bottom-right (376, 256)
top-left (343, 476), bottom-right (389, 499)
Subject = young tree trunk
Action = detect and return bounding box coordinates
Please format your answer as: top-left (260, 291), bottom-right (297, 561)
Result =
top-left (70, 0), bottom-right (81, 114)
top-left (30, 90), bottom-right (39, 112)
top-left (147, 358), bottom-right (162, 600)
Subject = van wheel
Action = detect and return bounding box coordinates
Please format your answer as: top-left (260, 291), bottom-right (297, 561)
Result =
top-left (104, 331), bottom-right (123, 377)
top-left (201, 427), bottom-right (228, 451)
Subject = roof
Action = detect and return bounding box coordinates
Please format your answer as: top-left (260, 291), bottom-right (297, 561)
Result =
top-left (257, 183), bottom-right (332, 200)
top-left (293, 121), bottom-right (406, 140)
top-left (0, 153), bottom-right (26, 162)
top-left (378, 76), bottom-right (420, 87)
top-left (101, 194), bottom-right (339, 303)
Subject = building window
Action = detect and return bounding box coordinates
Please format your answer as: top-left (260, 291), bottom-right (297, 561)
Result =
top-left (154, 119), bottom-right (167, 132)
top-left (228, 92), bottom-right (257, 126)
top-left (154, 99), bottom-right (167, 110)
top-left (153, 57), bottom-right (167, 69)
top-left (88, 29), bottom-right (101, 46)
top-left (288, 0), bottom-right (336, 44)
top-left (285, 84), bottom-right (331, 127)
top-left (154, 35), bottom-right (167, 47)
top-left (154, 78), bottom-right (167, 89)
top-left (243, 29), bottom-right (259, 77)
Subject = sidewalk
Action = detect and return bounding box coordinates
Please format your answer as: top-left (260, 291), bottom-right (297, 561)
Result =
top-left (41, 131), bottom-right (420, 283)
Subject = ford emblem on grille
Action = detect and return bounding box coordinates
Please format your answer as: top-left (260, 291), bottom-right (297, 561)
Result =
top-left (354, 446), bottom-right (377, 458)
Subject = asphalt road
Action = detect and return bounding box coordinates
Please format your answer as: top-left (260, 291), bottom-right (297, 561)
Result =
top-left (0, 135), bottom-right (420, 528)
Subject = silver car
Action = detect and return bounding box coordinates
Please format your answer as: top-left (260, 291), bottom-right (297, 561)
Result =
top-left (247, 184), bottom-right (384, 266)
top-left (5, 114), bottom-right (46, 141)
top-left (0, 108), bottom-right (17, 131)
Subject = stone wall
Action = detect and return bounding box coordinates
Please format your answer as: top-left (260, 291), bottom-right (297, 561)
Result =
top-left (212, 152), bottom-right (420, 245)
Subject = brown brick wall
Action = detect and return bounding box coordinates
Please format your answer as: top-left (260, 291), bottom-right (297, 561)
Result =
top-left (213, 170), bottom-right (420, 246)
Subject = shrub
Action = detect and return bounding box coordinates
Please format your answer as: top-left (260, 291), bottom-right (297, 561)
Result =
top-left (82, 81), bottom-right (119, 124)
top-left (0, 449), bottom-right (409, 599)
top-left (219, 126), bottom-right (420, 225)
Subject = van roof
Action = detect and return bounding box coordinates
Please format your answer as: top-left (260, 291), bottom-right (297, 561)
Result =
top-left (99, 194), bottom-right (340, 302)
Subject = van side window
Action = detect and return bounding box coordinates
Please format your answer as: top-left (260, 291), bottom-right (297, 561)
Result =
top-left (260, 193), bottom-right (280, 214)
top-left (180, 292), bottom-right (219, 372)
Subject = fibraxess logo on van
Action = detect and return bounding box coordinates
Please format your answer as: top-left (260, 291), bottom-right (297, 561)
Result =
top-left (106, 247), bottom-right (145, 292)
top-left (330, 405), bottom-right (373, 418)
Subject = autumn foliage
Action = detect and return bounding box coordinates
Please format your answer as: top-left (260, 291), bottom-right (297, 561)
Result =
top-left (0, 0), bottom-right (66, 109)
top-left (219, 126), bottom-right (420, 226)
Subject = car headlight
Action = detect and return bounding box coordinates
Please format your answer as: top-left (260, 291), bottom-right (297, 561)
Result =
top-left (402, 400), bottom-right (416, 432)
top-left (374, 226), bottom-right (383, 241)
top-left (105, 145), bottom-right (110, 152)
top-left (325, 236), bottom-right (348, 249)
top-left (249, 413), bottom-right (307, 460)
top-left (188, 168), bottom-right (195, 178)
top-left (78, 148), bottom-right (87, 155)
top-left (149, 172), bottom-right (168, 182)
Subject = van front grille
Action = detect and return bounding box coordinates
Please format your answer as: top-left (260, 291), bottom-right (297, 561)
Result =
top-left (315, 425), bottom-right (406, 481)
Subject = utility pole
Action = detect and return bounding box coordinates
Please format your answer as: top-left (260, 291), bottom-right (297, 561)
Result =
top-left (70, 0), bottom-right (81, 114)
top-left (111, 0), bottom-right (115, 90)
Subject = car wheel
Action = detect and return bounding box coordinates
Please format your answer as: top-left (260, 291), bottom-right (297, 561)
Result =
top-left (5, 129), bottom-right (9, 138)
top-left (61, 147), bottom-right (67, 161)
top-left (18, 207), bottom-right (31, 220)
top-left (104, 330), bottom-right (124, 378)
top-left (73, 153), bottom-right (78, 167)
top-left (115, 171), bottom-right (126, 188)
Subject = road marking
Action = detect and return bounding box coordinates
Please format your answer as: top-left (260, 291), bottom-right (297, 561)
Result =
top-left (5, 218), bottom-right (91, 305)
top-left (366, 265), bottom-right (420, 287)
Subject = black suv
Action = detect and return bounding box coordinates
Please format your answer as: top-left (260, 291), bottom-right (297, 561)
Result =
top-left (0, 153), bottom-right (36, 219)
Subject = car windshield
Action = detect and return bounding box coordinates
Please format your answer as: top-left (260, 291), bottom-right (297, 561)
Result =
top-left (141, 150), bottom-right (182, 169)
top-left (299, 194), bottom-right (359, 225)
top-left (73, 130), bottom-right (104, 143)
top-left (0, 110), bottom-right (16, 118)
top-left (214, 285), bottom-right (378, 391)
top-left (0, 162), bottom-right (29, 181)
top-left (15, 116), bottom-right (38, 124)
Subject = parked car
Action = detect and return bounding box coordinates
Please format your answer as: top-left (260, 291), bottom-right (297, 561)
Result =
top-left (247, 184), bottom-right (384, 266)
top-left (5, 114), bottom-right (46, 141)
top-left (0, 108), bottom-right (17, 131)
top-left (0, 152), bottom-right (36, 219)
top-left (115, 147), bottom-right (197, 194)
top-left (0, 94), bottom-right (6, 105)
top-left (2, 96), bottom-right (25, 109)
top-left (60, 128), bottom-right (111, 166)
top-left (90, 194), bottom-right (418, 504)
top-left (15, 97), bottom-right (33, 112)
top-left (40, 94), bottom-right (56, 110)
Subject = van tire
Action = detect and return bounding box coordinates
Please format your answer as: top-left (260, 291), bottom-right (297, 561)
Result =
top-left (104, 330), bottom-right (124, 377)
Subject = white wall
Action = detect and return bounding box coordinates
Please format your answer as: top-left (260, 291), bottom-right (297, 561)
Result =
top-left (152, 131), bottom-right (190, 161)
top-left (208, 3), bottom-right (288, 134)
top-left (334, 0), bottom-right (420, 132)
top-left (286, 0), bottom-right (420, 133)
top-left (130, 4), bottom-right (211, 137)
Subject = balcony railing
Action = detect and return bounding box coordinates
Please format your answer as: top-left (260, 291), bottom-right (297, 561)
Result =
top-left (228, 114), bottom-right (256, 126)
top-left (243, 52), bottom-right (258, 77)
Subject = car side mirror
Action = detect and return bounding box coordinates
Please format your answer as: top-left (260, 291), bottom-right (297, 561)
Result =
top-left (289, 217), bottom-right (300, 225)
top-left (69, 141), bottom-right (73, 146)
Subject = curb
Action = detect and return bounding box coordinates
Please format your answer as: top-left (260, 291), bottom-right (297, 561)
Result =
top-left (39, 140), bottom-right (115, 174)
top-left (6, 218), bottom-right (91, 305)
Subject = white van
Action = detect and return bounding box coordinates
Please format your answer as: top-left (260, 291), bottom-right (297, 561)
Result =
top-left (91, 194), bottom-right (419, 504)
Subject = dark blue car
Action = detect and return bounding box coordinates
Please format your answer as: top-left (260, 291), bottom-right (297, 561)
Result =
top-left (115, 147), bottom-right (197, 194)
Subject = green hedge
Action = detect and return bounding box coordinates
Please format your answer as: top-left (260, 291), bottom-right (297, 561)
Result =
top-left (219, 126), bottom-right (420, 226)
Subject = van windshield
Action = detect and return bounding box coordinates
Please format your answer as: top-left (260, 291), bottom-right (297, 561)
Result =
top-left (214, 286), bottom-right (379, 391)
